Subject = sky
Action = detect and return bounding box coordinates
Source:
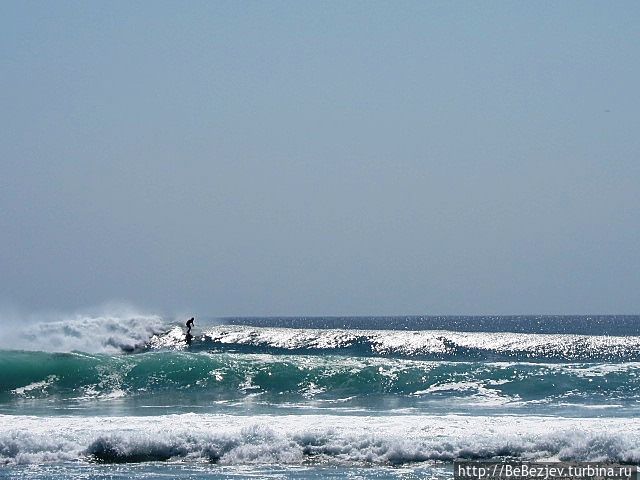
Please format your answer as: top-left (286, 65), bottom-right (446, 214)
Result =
top-left (1, 1), bottom-right (639, 316)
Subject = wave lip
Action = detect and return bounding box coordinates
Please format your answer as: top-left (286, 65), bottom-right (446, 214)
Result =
top-left (150, 325), bottom-right (640, 362)
top-left (1, 414), bottom-right (640, 466)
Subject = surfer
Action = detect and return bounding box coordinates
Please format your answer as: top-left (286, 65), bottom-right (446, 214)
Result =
top-left (185, 317), bottom-right (195, 345)
top-left (186, 317), bottom-right (195, 334)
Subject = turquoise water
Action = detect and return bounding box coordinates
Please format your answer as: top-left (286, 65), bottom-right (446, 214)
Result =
top-left (1, 315), bottom-right (640, 478)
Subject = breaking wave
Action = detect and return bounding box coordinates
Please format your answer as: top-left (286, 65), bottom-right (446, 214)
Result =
top-left (150, 325), bottom-right (640, 362)
top-left (1, 414), bottom-right (639, 466)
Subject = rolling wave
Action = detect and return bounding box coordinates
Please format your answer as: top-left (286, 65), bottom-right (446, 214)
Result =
top-left (2, 349), bottom-right (639, 406)
top-left (3, 313), bottom-right (639, 362)
top-left (149, 325), bottom-right (640, 362)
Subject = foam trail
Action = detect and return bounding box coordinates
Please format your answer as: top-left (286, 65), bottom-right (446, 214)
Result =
top-left (1, 414), bottom-right (640, 466)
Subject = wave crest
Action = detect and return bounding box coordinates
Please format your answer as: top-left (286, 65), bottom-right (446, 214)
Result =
top-left (150, 325), bottom-right (640, 362)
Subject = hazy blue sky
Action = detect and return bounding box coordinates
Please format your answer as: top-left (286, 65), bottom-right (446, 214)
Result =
top-left (1, 1), bottom-right (639, 316)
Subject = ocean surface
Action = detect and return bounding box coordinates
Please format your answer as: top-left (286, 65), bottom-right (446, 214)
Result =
top-left (1, 314), bottom-right (640, 479)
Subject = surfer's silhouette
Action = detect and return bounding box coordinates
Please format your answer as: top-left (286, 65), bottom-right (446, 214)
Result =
top-left (185, 317), bottom-right (195, 345)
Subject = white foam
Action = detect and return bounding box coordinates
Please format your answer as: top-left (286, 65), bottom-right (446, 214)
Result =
top-left (11, 376), bottom-right (57, 396)
top-left (147, 325), bottom-right (187, 350)
top-left (1, 414), bottom-right (640, 466)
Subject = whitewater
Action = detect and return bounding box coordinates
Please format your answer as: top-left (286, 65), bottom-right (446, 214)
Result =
top-left (1, 313), bottom-right (639, 479)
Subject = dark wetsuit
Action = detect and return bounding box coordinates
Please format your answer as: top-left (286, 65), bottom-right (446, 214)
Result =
top-left (185, 318), bottom-right (195, 345)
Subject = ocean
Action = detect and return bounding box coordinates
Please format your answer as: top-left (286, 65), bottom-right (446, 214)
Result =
top-left (1, 314), bottom-right (639, 479)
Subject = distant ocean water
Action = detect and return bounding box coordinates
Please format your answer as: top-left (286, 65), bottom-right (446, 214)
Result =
top-left (1, 314), bottom-right (640, 479)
